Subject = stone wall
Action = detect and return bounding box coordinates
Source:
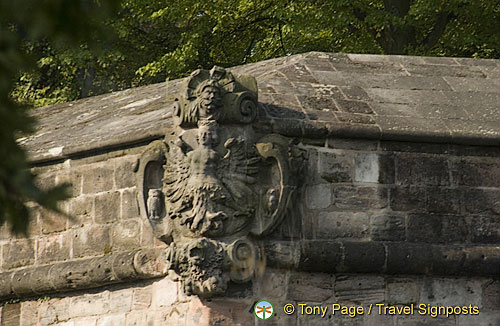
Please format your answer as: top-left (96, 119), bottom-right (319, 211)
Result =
top-left (2, 136), bottom-right (500, 325)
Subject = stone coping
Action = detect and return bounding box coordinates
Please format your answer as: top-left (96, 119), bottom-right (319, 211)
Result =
top-left (2, 241), bottom-right (499, 300)
top-left (20, 52), bottom-right (500, 164)
top-left (0, 248), bottom-right (167, 300)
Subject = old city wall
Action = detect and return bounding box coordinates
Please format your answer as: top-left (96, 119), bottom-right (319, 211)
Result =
top-left (1, 52), bottom-right (500, 326)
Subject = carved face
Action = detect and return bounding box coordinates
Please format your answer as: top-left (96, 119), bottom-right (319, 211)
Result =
top-left (198, 127), bottom-right (211, 146)
top-left (199, 85), bottom-right (221, 119)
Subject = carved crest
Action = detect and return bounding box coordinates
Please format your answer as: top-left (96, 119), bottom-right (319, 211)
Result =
top-left (136, 66), bottom-right (305, 297)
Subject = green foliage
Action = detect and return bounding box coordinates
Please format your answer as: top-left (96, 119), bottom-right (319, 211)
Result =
top-left (12, 0), bottom-right (500, 108)
top-left (0, 0), bottom-right (119, 233)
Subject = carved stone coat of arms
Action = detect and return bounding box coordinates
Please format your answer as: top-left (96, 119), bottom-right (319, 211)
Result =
top-left (135, 66), bottom-right (304, 297)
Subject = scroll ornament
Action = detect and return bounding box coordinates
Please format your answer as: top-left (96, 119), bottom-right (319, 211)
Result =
top-left (136, 66), bottom-right (305, 297)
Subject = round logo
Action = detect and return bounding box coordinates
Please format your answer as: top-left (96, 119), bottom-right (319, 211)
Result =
top-left (254, 300), bottom-right (274, 320)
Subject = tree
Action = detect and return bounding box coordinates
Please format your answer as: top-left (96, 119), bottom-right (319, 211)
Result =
top-left (13, 0), bottom-right (500, 108)
top-left (0, 0), bottom-right (119, 233)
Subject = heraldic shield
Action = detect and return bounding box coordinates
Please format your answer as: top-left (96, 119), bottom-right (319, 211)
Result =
top-left (135, 66), bottom-right (305, 297)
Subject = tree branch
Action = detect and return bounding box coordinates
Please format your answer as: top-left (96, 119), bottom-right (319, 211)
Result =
top-left (422, 11), bottom-right (455, 49)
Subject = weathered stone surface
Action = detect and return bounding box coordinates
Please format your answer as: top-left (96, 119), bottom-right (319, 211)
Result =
top-left (2, 239), bottom-right (35, 270)
top-left (318, 150), bottom-right (353, 183)
top-left (389, 186), bottom-right (426, 212)
top-left (306, 184), bottom-right (333, 209)
top-left (0, 248), bottom-right (167, 300)
top-left (407, 214), bottom-right (468, 244)
top-left (21, 52), bottom-right (500, 164)
top-left (354, 153), bottom-right (379, 183)
top-left (396, 155), bottom-right (450, 186)
top-left (419, 278), bottom-right (482, 307)
top-left (482, 281), bottom-right (500, 311)
top-left (37, 233), bottom-right (71, 264)
top-left (335, 275), bottom-right (385, 304)
top-left (72, 225), bottom-right (111, 257)
top-left (94, 191), bottom-right (120, 224)
top-left (342, 241), bottom-right (385, 273)
top-left (370, 214), bottom-right (405, 241)
top-left (333, 186), bottom-right (387, 210)
top-left (386, 278), bottom-right (419, 305)
top-left (288, 272), bottom-right (333, 302)
top-left (316, 212), bottom-right (369, 239)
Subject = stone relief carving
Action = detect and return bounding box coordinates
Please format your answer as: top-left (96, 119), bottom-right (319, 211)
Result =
top-left (136, 66), bottom-right (305, 297)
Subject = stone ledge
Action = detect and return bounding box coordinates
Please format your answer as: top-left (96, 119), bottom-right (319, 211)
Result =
top-left (265, 240), bottom-right (500, 276)
top-left (0, 248), bottom-right (167, 300)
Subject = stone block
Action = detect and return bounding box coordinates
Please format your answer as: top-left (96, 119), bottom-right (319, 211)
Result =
top-left (458, 312), bottom-right (500, 326)
top-left (366, 313), bottom-right (395, 326)
top-left (482, 281), bottom-right (500, 311)
top-left (38, 297), bottom-right (70, 325)
top-left (34, 171), bottom-right (56, 191)
top-left (1, 303), bottom-right (21, 326)
top-left (69, 293), bottom-right (110, 318)
top-left (305, 184), bottom-right (333, 209)
top-left (370, 214), bottom-right (405, 241)
top-left (470, 216), bottom-right (500, 243)
top-left (140, 220), bottom-right (155, 247)
top-left (82, 164), bottom-right (115, 194)
top-left (396, 155), bottom-right (450, 186)
top-left (132, 287), bottom-right (152, 310)
top-left (110, 288), bottom-right (133, 313)
top-left (69, 196), bottom-right (94, 228)
top-left (20, 301), bottom-right (38, 326)
top-left (327, 138), bottom-right (378, 151)
top-left (121, 189), bottom-right (139, 219)
top-left (452, 160), bottom-right (500, 187)
top-left (390, 186), bottom-right (426, 211)
top-left (2, 239), bottom-right (35, 270)
top-left (354, 153), bottom-right (378, 183)
top-left (40, 205), bottom-right (68, 234)
top-left (202, 300), bottom-right (254, 326)
top-left (318, 150), bottom-right (353, 183)
top-left (299, 240), bottom-right (342, 273)
top-left (386, 278), bottom-right (419, 305)
top-left (380, 141), bottom-right (448, 154)
top-left (426, 188), bottom-right (462, 215)
top-left (463, 189), bottom-right (500, 215)
top-left (419, 278), bottom-right (482, 306)
top-left (96, 314), bottom-right (127, 326)
top-left (297, 94), bottom-right (338, 112)
top-left (407, 214), bottom-right (468, 244)
top-left (397, 315), bottom-right (456, 326)
top-left (95, 191), bottom-right (120, 224)
top-left (254, 270), bottom-right (289, 300)
top-left (378, 154), bottom-right (395, 184)
top-left (114, 156), bottom-right (138, 189)
top-left (152, 277), bottom-right (178, 308)
top-left (72, 225), bottom-right (111, 258)
top-left (333, 186), bottom-right (388, 210)
top-left (386, 243), bottom-right (433, 274)
top-left (316, 212), bottom-right (369, 239)
top-left (125, 311), bottom-right (149, 326)
top-left (343, 241), bottom-right (385, 273)
top-left (37, 233), bottom-right (71, 264)
top-left (340, 86), bottom-right (370, 101)
top-left (335, 275), bottom-right (385, 304)
top-left (288, 272), bottom-right (333, 302)
top-left (74, 317), bottom-right (97, 326)
top-left (336, 99), bottom-right (373, 114)
top-left (112, 220), bottom-right (141, 251)
top-left (56, 169), bottom-right (83, 197)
